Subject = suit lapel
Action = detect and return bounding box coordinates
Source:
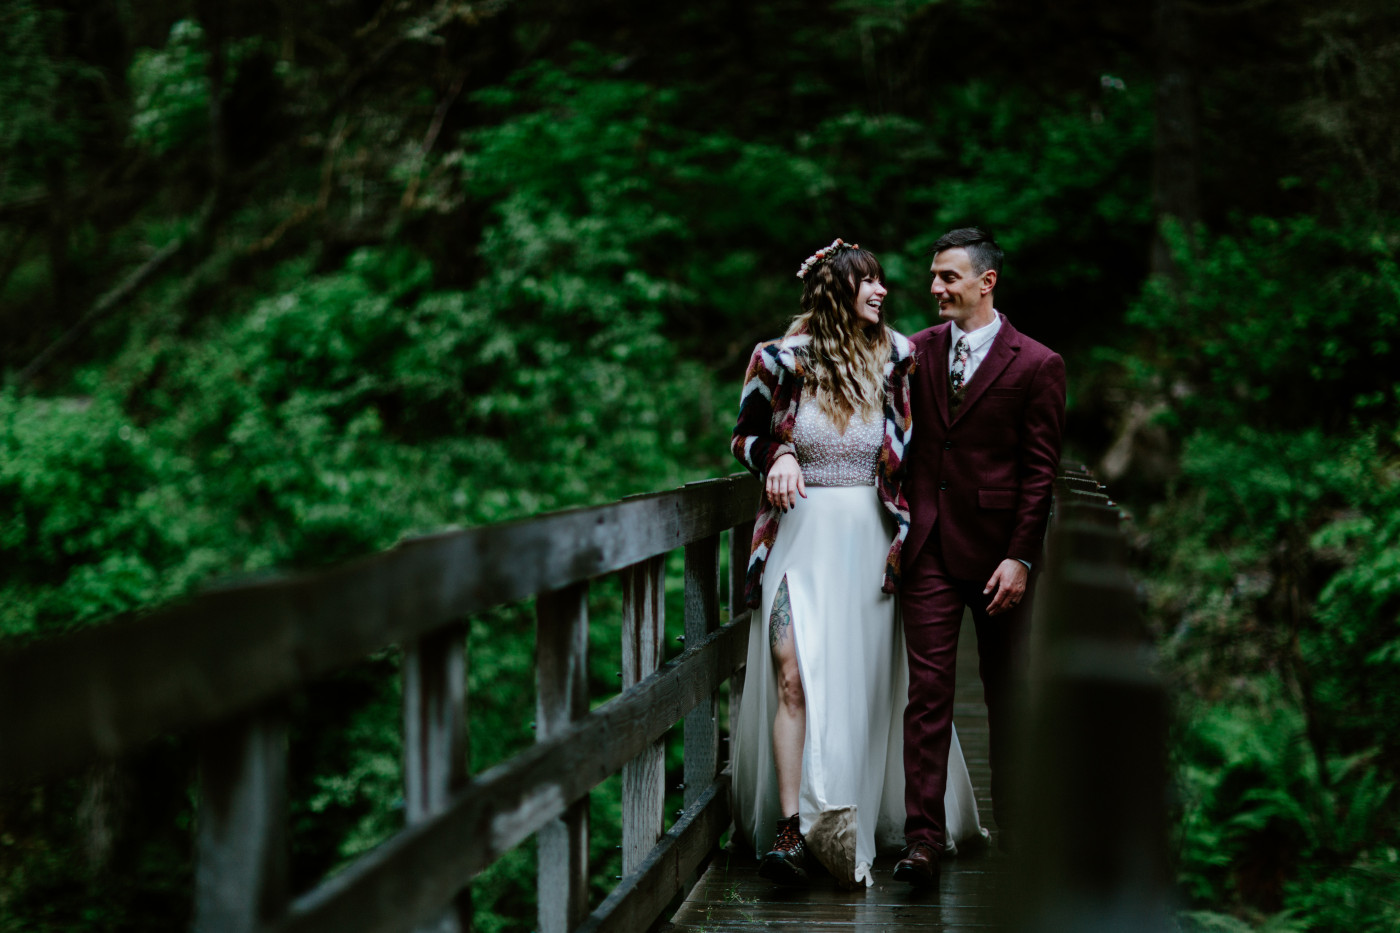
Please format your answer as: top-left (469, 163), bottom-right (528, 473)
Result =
top-left (930, 324), bottom-right (952, 426)
top-left (951, 317), bottom-right (1019, 424)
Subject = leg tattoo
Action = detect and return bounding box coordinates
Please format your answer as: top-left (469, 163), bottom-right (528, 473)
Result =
top-left (769, 576), bottom-right (793, 650)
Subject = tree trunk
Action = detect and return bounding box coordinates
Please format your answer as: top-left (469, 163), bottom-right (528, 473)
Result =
top-left (1151, 0), bottom-right (1200, 278)
top-left (198, 0), bottom-right (229, 211)
top-left (45, 155), bottom-right (71, 317)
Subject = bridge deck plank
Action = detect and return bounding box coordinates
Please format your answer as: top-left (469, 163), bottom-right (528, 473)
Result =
top-left (667, 612), bottom-right (1013, 932)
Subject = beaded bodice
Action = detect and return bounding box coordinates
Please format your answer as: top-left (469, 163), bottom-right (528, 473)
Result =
top-left (792, 400), bottom-right (882, 486)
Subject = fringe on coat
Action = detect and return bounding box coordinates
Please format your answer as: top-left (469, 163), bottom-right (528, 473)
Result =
top-left (730, 329), bottom-right (916, 608)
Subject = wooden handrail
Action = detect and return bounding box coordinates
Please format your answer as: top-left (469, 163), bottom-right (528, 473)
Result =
top-left (1013, 464), bottom-right (1173, 932)
top-left (1, 471), bottom-right (761, 933)
top-left (0, 473), bottom-right (756, 784)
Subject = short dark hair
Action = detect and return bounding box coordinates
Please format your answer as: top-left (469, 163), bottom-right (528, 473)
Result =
top-left (932, 227), bottom-right (1003, 279)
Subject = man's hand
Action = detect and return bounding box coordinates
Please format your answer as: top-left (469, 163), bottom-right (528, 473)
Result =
top-left (766, 452), bottom-right (806, 511)
top-left (984, 559), bottom-right (1028, 616)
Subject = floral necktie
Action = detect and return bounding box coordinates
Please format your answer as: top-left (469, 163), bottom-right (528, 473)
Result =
top-left (950, 336), bottom-right (970, 399)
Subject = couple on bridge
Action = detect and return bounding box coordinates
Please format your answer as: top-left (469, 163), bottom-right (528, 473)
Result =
top-left (729, 228), bottom-right (1067, 889)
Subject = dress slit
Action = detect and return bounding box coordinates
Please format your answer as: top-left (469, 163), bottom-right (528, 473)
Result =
top-left (732, 486), bottom-right (989, 887)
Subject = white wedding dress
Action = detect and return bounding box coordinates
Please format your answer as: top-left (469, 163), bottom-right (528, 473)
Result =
top-left (731, 401), bottom-right (987, 887)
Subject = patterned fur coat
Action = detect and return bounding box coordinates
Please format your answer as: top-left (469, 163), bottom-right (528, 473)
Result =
top-left (730, 330), bottom-right (916, 609)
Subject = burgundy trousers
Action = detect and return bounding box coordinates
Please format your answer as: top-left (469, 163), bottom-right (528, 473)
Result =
top-left (900, 533), bottom-right (1033, 850)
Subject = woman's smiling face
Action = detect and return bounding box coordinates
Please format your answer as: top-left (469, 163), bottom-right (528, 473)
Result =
top-left (853, 274), bottom-right (887, 326)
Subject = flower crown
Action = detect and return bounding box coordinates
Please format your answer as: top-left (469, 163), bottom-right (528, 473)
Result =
top-left (796, 238), bottom-right (860, 280)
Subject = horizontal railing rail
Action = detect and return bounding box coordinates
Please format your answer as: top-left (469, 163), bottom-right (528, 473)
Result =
top-left (0, 474), bottom-right (756, 784)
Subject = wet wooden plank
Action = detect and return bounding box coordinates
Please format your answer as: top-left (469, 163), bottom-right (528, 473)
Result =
top-left (668, 611), bottom-right (1014, 932)
top-left (677, 853), bottom-right (1009, 906)
top-left (577, 776), bottom-right (732, 933)
top-left (668, 850), bottom-right (1011, 929)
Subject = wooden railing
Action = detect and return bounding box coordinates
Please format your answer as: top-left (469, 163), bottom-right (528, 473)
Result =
top-left (0, 473), bottom-right (759, 933)
top-left (2, 464), bottom-right (1175, 933)
top-left (1015, 464), bottom-right (1173, 931)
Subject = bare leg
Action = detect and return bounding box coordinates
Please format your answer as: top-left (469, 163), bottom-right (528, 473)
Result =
top-left (769, 576), bottom-right (805, 817)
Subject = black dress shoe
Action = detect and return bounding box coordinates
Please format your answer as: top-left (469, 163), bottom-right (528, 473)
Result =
top-left (759, 815), bottom-right (809, 886)
top-left (893, 841), bottom-right (940, 887)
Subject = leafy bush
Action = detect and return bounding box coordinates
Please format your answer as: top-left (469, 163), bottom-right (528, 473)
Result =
top-left (0, 392), bottom-right (219, 636)
top-left (128, 20), bottom-right (212, 154)
top-left (1127, 217), bottom-right (1400, 433)
top-left (1127, 214), bottom-right (1400, 931)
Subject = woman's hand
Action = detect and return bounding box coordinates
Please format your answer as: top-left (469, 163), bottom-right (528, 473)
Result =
top-left (766, 453), bottom-right (806, 512)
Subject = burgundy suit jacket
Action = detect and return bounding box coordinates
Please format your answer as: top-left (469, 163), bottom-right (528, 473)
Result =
top-left (904, 315), bottom-right (1066, 582)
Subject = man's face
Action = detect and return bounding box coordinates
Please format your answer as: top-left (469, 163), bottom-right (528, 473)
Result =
top-left (929, 247), bottom-right (991, 325)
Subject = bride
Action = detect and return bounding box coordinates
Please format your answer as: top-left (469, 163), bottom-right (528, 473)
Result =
top-left (729, 239), bottom-right (987, 888)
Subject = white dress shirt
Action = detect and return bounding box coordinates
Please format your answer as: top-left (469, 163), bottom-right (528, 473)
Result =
top-left (947, 310), bottom-right (1003, 385)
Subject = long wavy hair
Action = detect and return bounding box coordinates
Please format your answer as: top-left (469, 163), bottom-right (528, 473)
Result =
top-left (785, 246), bottom-right (891, 432)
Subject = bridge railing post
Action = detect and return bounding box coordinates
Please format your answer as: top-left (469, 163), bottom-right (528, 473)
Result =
top-left (1015, 469), bottom-right (1173, 932)
top-left (403, 623), bottom-right (470, 933)
top-left (620, 555), bottom-right (667, 875)
top-left (192, 706), bottom-right (289, 933)
top-left (726, 520), bottom-right (753, 745)
top-left (535, 583), bottom-right (592, 933)
top-left (682, 532), bottom-right (721, 808)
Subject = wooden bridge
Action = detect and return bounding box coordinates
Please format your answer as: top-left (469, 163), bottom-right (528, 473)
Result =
top-left (0, 467), bottom-right (1172, 932)
top-left (667, 611), bottom-right (1010, 932)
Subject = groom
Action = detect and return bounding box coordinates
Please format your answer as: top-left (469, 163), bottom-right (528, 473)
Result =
top-left (893, 228), bottom-right (1066, 885)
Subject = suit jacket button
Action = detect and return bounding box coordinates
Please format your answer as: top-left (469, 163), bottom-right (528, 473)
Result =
top-left (944, 441), bottom-right (953, 450)
top-left (939, 481), bottom-right (948, 491)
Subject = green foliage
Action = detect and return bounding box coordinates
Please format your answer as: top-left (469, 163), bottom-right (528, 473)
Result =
top-left (0, 391), bottom-right (217, 635)
top-left (127, 19), bottom-right (267, 156)
top-left (300, 672), bottom-right (404, 865)
top-left (1179, 428), bottom-right (1354, 546)
top-left (911, 78), bottom-right (1153, 271)
top-left (0, 1), bottom-right (89, 193)
top-left (1305, 442), bottom-right (1400, 760)
top-left (1279, 856), bottom-right (1400, 933)
top-left (1174, 693), bottom-right (1398, 928)
top-left (128, 20), bottom-right (212, 155)
top-left (6, 0), bottom-right (1400, 928)
top-left (1146, 424), bottom-right (1400, 929)
top-left (1127, 217), bottom-right (1400, 431)
top-left (458, 51), bottom-right (817, 347)
top-left (1180, 909), bottom-right (1310, 933)
top-left (1128, 210), bottom-right (1400, 929)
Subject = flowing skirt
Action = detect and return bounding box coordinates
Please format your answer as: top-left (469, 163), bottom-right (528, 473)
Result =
top-left (731, 485), bottom-right (987, 886)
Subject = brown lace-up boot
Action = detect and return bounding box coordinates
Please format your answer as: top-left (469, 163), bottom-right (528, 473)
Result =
top-left (758, 814), bottom-right (809, 886)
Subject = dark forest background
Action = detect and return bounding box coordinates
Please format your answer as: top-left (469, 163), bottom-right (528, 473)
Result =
top-left (3, 0), bottom-right (1400, 930)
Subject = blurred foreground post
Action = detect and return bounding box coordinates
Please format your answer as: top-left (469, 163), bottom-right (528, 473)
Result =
top-left (194, 707), bottom-right (289, 933)
top-left (1015, 465), bottom-right (1173, 932)
top-left (404, 624), bottom-right (470, 933)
